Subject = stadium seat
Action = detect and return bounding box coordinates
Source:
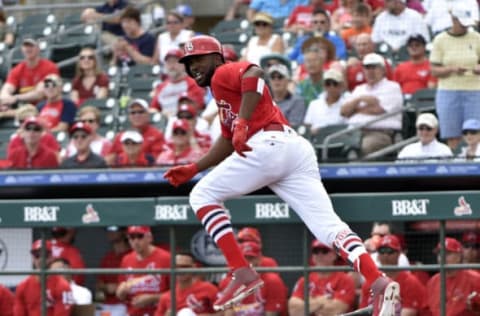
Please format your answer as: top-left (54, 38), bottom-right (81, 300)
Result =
top-left (209, 18), bottom-right (250, 36)
top-left (311, 124), bottom-right (361, 162)
top-left (411, 88), bottom-right (436, 113)
top-left (0, 128), bottom-right (14, 159)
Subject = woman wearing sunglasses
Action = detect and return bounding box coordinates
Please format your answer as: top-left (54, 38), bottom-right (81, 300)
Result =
top-left (71, 47), bottom-right (109, 107)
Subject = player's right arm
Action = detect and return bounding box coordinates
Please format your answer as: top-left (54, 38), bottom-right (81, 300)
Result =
top-left (196, 135), bottom-right (234, 171)
top-left (13, 286), bottom-right (27, 316)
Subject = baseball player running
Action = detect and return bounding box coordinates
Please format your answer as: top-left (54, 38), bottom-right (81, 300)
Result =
top-left (164, 35), bottom-right (400, 315)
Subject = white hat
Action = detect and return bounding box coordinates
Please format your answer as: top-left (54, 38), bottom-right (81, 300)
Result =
top-left (450, 5), bottom-right (475, 27)
top-left (323, 69), bottom-right (344, 82)
top-left (416, 113), bottom-right (438, 128)
top-left (121, 130), bottom-right (144, 143)
top-left (362, 53), bottom-right (385, 67)
top-left (267, 64), bottom-right (290, 79)
top-left (128, 98), bottom-right (149, 110)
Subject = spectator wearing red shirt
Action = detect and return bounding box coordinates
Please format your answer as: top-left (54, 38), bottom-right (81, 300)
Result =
top-left (393, 34), bottom-right (436, 95)
top-left (360, 235), bottom-right (426, 315)
top-left (155, 252), bottom-right (218, 316)
top-left (0, 284), bottom-right (13, 316)
top-left (150, 48), bottom-right (205, 116)
top-left (71, 47), bottom-right (109, 106)
top-left (37, 75), bottom-right (77, 132)
top-left (285, 0), bottom-right (339, 34)
top-left (289, 240), bottom-right (356, 316)
top-left (117, 226), bottom-right (171, 316)
top-left (14, 239), bottom-right (73, 316)
top-left (7, 104), bottom-right (60, 159)
top-left (236, 227), bottom-right (279, 268)
top-left (0, 36), bottom-right (59, 111)
top-left (7, 117), bottom-right (59, 169)
top-left (156, 119), bottom-right (203, 166)
top-left (219, 242), bottom-right (288, 316)
top-left (96, 226), bottom-right (130, 316)
top-left (106, 98), bottom-right (165, 165)
top-left (462, 231), bottom-right (480, 265)
top-left (114, 130), bottom-right (154, 167)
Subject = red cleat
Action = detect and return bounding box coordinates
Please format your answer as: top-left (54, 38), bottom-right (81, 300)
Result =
top-left (214, 266), bottom-right (264, 311)
top-left (370, 276), bottom-right (401, 316)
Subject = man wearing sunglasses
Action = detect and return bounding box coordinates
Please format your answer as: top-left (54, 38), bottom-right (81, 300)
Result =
top-left (14, 239), bottom-right (73, 316)
top-left (462, 232), bottom-right (480, 266)
top-left (397, 113), bottom-right (452, 162)
top-left (360, 235), bottom-right (427, 316)
top-left (117, 226), bottom-right (170, 316)
top-left (289, 240), bottom-right (355, 316)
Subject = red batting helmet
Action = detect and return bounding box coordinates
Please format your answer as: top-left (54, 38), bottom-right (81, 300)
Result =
top-left (179, 35), bottom-right (223, 64)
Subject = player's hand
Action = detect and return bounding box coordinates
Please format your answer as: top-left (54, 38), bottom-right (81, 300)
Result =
top-left (467, 291), bottom-right (480, 311)
top-left (164, 163), bottom-right (198, 187)
top-left (232, 118), bottom-right (252, 158)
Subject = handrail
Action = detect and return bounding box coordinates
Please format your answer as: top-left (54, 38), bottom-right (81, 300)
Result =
top-left (361, 135), bottom-right (419, 161)
top-left (321, 105), bottom-right (412, 161)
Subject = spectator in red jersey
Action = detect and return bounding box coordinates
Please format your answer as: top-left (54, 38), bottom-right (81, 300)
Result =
top-left (393, 34), bottom-right (436, 95)
top-left (462, 231), bottom-right (480, 265)
top-left (237, 226), bottom-right (279, 268)
top-left (0, 284), bottom-right (13, 316)
top-left (289, 240), bottom-right (356, 316)
top-left (7, 104), bottom-right (60, 159)
top-left (150, 48), bottom-right (205, 116)
top-left (14, 239), bottom-right (73, 316)
top-left (156, 119), bottom-right (204, 166)
top-left (96, 226), bottom-right (130, 316)
top-left (427, 237), bottom-right (480, 316)
top-left (220, 242), bottom-right (287, 316)
top-left (117, 226), bottom-right (170, 316)
top-left (114, 130), bottom-right (155, 167)
top-left (0, 36), bottom-right (59, 111)
top-left (7, 117), bottom-right (59, 169)
top-left (37, 74), bottom-right (77, 132)
top-left (71, 46), bottom-right (109, 107)
top-left (50, 227), bottom-right (87, 285)
top-left (106, 98), bottom-right (165, 165)
top-left (360, 235), bottom-right (426, 315)
top-left (155, 252), bottom-right (218, 316)
top-left (285, 0), bottom-right (339, 34)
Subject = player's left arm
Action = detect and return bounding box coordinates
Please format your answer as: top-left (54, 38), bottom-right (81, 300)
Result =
top-left (238, 65), bottom-right (264, 120)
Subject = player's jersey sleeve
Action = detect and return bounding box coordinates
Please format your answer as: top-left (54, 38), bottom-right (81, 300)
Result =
top-left (291, 277), bottom-right (307, 299)
top-left (13, 282), bottom-right (27, 316)
top-left (154, 292), bottom-right (170, 316)
top-left (263, 273), bottom-right (287, 312)
top-left (53, 277), bottom-right (74, 316)
top-left (400, 274), bottom-right (427, 310)
top-left (331, 273), bottom-right (356, 307)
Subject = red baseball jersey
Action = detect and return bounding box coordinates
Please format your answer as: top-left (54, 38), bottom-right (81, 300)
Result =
top-left (155, 280), bottom-right (218, 316)
top-left (0, 284), bottom-right (14, 316)
top-left (98, 250), bottom-right (130, 304)
top-left (210, 61), bottom-right (288, 140)
top-left (119, 247), bottom-right (171, 316)
top-left (109, 125), bottom-right (165, 158)
top-left (14, 275), bottom-right (73, 316)
top-left (260, 256), bottom-right (278, 268)
top-left (8, 145), bottom-right (58, 169)
top-left (219, 272), bottom-right (287, 316)
top-left (6, 59), bottom-right (59, 97)
top-left (155, 145), bottom-right (204, 166)
top-left (346, 61), bottom-right (394, 91)
top-left (360, 271), bottom-right (427, 312)
top-left (427, 269), bottom-right (480, 316)
top-left (51, 240), bottom-right (86, 285)
top-left (291, 272), bottom-right (356, 312)
top-left (393, 60), bottom-right (436, 94)
top-left (7, 132), bottom-right (60, 157)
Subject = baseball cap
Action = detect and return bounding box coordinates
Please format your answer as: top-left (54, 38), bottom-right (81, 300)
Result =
top-left (462, 119), bottom-right (480, 131)
top-left (22, 35), bottom-right (39, 46)
top-left (323, 69), bottom-right (344, 82)
top-left (259, 53), bottom-right (291, 72)
top-left (462, 231), bottom-right (480, 245)
top-left (172, 118), bottom-right (190, 132)
top-left (378, 235), bottom-right (402, 251)
top-left (407, 34), bottom-right (426, 46)
top-left (121, 130), bottom-right (143, 143)
top-left (435, 237), bottom-right (462, 253)
top-left (240, 241), bottom-right (261, 257)
top-left (22, 116), bottom-right (43, 129)
top-left (69, 122), bottom-right (92, 136)
top-left (31, 239), bottom-right (52, 252)
top-left (311, 239), bottom-right (333, 251)
top-left (253, 12), bottom-right (273, 25)
top-left (128, 98), bottom-right (149, 110)
top-left (176, 4), bottom-right (193, 17)
top-left (164, 48), bottom-right (184, 61)
top-left (127, 225), bottom-right (151, 235)
top-left (237, 227), bottom-right (261, 244)
top-left (362, 53), bottom-right (385, 67)
top-left (222, 45), bottom-right (238, 62)
top-left (44, 74), bottom-right (62, 86)
top-left (450, 5), bottom-right (475, 27)
top-left (268, 64), bottom-right (290, 79)
top-left (415, 113), bottom-right (438, 128)
top-left (177, 103), bottom-right (197, 117)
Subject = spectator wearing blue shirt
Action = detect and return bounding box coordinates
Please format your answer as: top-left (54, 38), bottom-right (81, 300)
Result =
top-left (289, 8), bottom-right (347, 64)
top-left (247, 0), bottom-right (308, 21)
top-left (81, 0), bottom-right (129, 46)
top-left (112, 6), bottom-right (156, 67)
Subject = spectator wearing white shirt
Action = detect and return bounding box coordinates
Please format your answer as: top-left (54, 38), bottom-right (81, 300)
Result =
top-left (397, 113), bottom-right (453, 162)
top-left (457, 119), bottom-right (480, 161)
top-left (341, 53), bottom-right (403, 155)
top-left (304, 69), bottom-right (349, 134)
top-left (372, 0), bottom-right (430, 51)
top-left (424, 0), bottom-right (479, 35)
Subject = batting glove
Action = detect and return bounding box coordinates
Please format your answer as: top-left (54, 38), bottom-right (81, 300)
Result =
top-left (467, 291), bottom-right (480, 312)
top-left (232, 118), bottom-right (252, 158)
top-left (164, 163), bottom-right (198, 187)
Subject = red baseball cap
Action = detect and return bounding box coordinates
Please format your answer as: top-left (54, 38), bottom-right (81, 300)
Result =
top-left (240, 241), bottom-right (261, 257)
top-left (177, 103), bottom-right (197, 117)
top-left (164, 48), bottom-right (184, 61)
top-left (311, 239), bottom-right (332, 250)
top-left (378, 235), bottom-right (402, 251)
top-left (435, 237), bottom-right (462, 253)
top-left (237, 227), bottom-right (261, 244)
top-left (22, 116), bottom-right (43, 129)
top-left (462, 231), bottom-right (480, 245)
top-left (172, 119), bottom-right (190, 132)
top-left (31, 239), bottom-right (52, 252)
top-left (127, 226), bottom-right (151, 235)
top-left (222, 45), bottom-right (238, 62)
top-left (69, 122), bottom-right (92, 136)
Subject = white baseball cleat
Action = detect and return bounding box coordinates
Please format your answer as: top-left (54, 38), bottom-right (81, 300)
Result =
top-left (370, 276), bottom-right (401, 316)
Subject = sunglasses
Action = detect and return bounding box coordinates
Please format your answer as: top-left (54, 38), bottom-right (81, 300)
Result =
top-left (173, 129), bottom-right (187, 135)
top-left (123, 140), bottom-right (140, 145)
top-left (254, 22), bottom-right (270, 27)
top-left (417, 125), bottom-right (433, 131)
top-left (324, 80), bottom-right (339, 87)
top-left (463, 130), bottom-right (479, 135)
top-left (72, 133), bottom-right (88, 140)
top-left (129, 110), bottom-right (146, 116)
top-left (312, 248), bottom-right (331, 255)
top-left (79, 55), bottom-right (95, 60)
top-left (377, 247), bottom-right (397, 255)
top-left (166, 20), bottom-right (181, 25)
top-left (79, 119), bottom-right (96, 124)
top-left (25, 125), bottom-right (42, 132)
top-left (364, 64), bottom-right (379, 69)
top-left (270, 74), bottom-right (285, 80)
top-left (128, 233), bottom-right (145, 240)
top-left (312, 20), bottom-right (327, 24)
top-left (177, 113), bottom-right (194, 120)
top-left (30, 250), bottom-right (50, 258)
top-left (44, 81), bottom-right (58, 88)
